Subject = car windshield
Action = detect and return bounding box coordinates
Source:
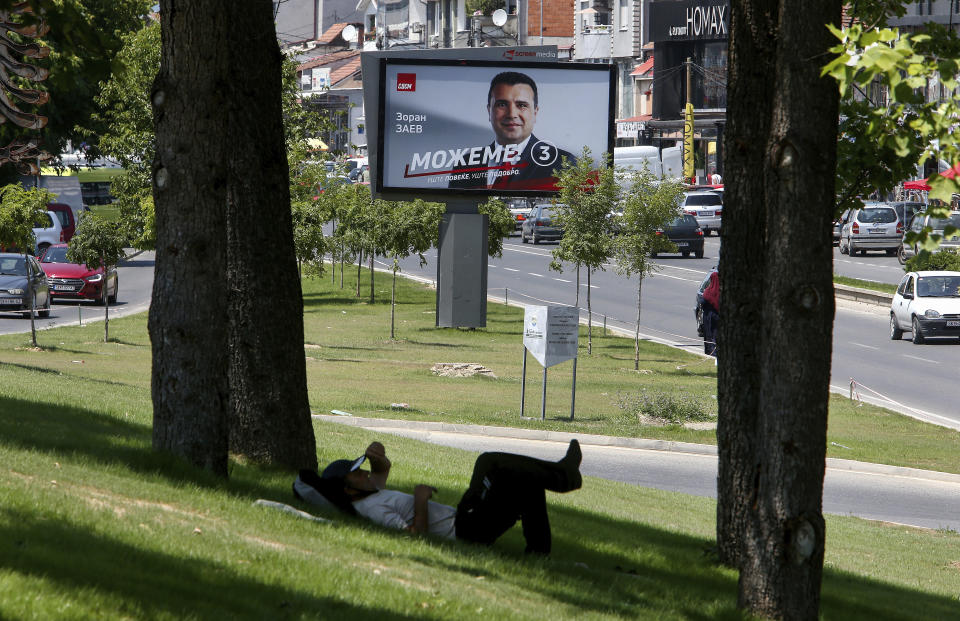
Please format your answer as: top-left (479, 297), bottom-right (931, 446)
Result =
top-left (684, 194), bottom-right (721, 207)
top-left (858, 208), bottom-right (896, 224)
top-left (916, 275), bottom-right (960, 297)
top-left (669, 215), bottom-right (697, 227)
top-left (41, 246), bottom-right (70, 263)
top-left (0, 257), bottom-right (26, 275)
top-left (538, 208), bottom-right (555, 220)
top-left (52, 211), bottom-right (70, 227)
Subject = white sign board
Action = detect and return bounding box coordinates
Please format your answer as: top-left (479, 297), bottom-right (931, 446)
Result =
top-left (523, 305), bottom-right (579, 368)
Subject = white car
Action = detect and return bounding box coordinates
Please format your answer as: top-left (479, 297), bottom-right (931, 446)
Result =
top-left (681, 191), bottom-right (723, 236)
top-left (32, 210), bottom-right (65, 254)
top-left (890, 271), bottom-right (960, 344)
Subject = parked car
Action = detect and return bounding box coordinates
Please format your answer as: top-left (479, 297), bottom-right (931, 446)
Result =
top-left (890, 270), bottom-right (960, 344)
top-left (681, 191), bottom-right (723, 236)
top-left (839, 204), bottom-right (901, 256)
top-left (505, 198), bottom-right (532, 232)
top-left (897, 211), bottom-right (960, 265)
top-left (32, 210), bottom-right (66, 255)
top-left (520, 203), bottom-right (562, 244)
top-left (889, 201), bottom-right (925, 230)
top-left (0, 252), bottom-right (51, 317)
top-left (47, 203), bottom-right (77, 242)
top-left (651, 214), bottom-right (705, 258)
top-left (38, 244), bottom-right (118, 305)
top-left (694, 268), bottom-right (717, 337)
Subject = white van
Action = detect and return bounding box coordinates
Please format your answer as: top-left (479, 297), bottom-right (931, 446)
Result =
top-left (33, 210), bottom-right (65, 254)
top-left (614, 146), bottom-right (662, 177)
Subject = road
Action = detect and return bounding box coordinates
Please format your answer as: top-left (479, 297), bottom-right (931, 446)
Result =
top-left (0, 250), bottom-right (155, 336)
top-left (319, 416), bottom-right (960, 532)
top-left (387, 234), bottom-right (960, 430)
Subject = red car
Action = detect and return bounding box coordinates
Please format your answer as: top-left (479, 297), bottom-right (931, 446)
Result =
top-left (38, 244), bottom-right (118, 304)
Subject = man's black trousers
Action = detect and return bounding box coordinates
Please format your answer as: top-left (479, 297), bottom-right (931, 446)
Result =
top-left (453, 451), bottom-right (570, 554)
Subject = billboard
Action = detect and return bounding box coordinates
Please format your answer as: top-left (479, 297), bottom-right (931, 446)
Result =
top-left (376, 58), bottom-right (615, 198)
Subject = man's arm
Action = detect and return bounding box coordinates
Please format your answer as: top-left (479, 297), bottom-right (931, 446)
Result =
top-left (365, 441), bottom-right (391, 490)
top-left (408, 485), bottom-right (437, 534)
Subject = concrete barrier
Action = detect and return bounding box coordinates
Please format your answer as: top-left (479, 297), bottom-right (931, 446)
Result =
top-left (834, 283), bottom-right (893, 307)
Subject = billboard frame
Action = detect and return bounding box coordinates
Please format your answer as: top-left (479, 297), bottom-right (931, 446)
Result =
top-left (375, 57), bottom-right (616, 200)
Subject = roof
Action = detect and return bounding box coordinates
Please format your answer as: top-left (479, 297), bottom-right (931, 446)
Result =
top-left (631, 56), bottom-right (653, 77)
top-left (298, 49), bottom-right (361, 72)
top-left (617, 114), bottom-right (652, 123)
top-left (319, 23), bottom-right (349, 45)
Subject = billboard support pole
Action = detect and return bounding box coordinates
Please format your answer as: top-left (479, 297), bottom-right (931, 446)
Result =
top-left (569, 356), bottom-right (577, 420)
top-left (540, 366), bottom-right (547, 421)
top-left (520, 346), bottom-right (527, 416)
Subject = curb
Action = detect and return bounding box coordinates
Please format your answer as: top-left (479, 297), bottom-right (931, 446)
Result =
top-left (313, 414), bottom-right (960, 485)
top-left (833, 283), bottom-right (893, 306)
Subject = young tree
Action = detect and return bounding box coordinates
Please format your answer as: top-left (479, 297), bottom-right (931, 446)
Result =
top-left (382, 199), bottom-right (444, 339)
top-left (66, 215), bottom-right (126, 342)
top-left (0, 185), bottom-right (53, 347)
top-left (151, 0), bottom-right (317, 475)
top-left (478, 197), bottom-right (514, 259)
top-left (551, 148), bottom-right (619, 354)
top-left (719, 2), bottom-right (841, 618)
top-left (611, 168), bottom-right (685, 370)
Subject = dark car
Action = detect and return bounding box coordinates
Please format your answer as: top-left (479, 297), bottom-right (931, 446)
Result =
top-left (47, 203), bottom-right (77, 242)
top-left (0, 252), bottom-right (51, 317)
top-left (520, 203), bottom-right (562, 244)
top-left (39, 244), bottom-right (118, 304)
top-left (695, 268), bottom-right (717, 337)
top-left (651, 214), bottom-right (705, 258)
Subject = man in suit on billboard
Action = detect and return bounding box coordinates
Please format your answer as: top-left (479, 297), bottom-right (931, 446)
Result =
top-left (448, 71), bottom-right (577, 191)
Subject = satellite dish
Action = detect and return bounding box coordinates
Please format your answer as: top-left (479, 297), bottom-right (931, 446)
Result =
top-left (342, 24), bottom-right (358, 42)
top-left (492, 9), bottom-right (507, 26)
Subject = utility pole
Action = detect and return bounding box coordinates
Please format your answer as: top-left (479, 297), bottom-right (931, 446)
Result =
top-left (683, 57), bottom-right (695, 183)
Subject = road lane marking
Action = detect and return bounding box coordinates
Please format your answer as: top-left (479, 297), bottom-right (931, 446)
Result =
top-left (654, 273), bottom-right (701, 283)
top-left (503, 267), bottom-right (519, 272)
top-left (903, 354), bottom-right (939, 364)
top-left (553, 278), bottom-right (571, 283)
top-left (851, 342), bottom-right (879, 350)
top-left (528, 272), bottom-right (545, 278)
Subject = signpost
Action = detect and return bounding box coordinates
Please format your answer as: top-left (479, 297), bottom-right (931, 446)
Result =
top-left (521, 305), bottom-right (579, 420)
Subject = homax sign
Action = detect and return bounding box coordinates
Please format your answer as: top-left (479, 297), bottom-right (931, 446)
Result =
top-left (523, 305), bottom-right (579, 368)
top-left (649, 0), bottom-right (729, 43)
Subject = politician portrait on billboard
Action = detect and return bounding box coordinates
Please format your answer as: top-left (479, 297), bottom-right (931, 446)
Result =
top-left (377, 59), bottom-right (614, 197)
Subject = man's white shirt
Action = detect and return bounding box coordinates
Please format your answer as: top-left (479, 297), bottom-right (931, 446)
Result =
top-left (352, 489), bottom-right (457, 539)
top-left (487, 137), bottom-right (531, 188)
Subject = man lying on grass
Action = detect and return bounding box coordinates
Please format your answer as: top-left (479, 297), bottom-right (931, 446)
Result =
top-left (296, 440), bottom-right (582, 554)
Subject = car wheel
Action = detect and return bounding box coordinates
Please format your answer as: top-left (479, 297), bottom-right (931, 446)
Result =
top-left (521, 231), bottom-right (528, 243)
top-left (532, 233), bottom-right (539, 244)
top-left (695, 248), bottom-right (704, 259)
top-left (38, 295), bottom-right (50, 318)
top-left (848, 240), bottom-right (856, 255)
top-left (97, 286), bottom-right (107, 306)
top-left (682, 251), bottom-right (690, 258)
top-left (890, 314), bottom-right (903, 340)
top-left (108, 278), bottom-right (118, 304)
top-left (897, 244), bottom-right (907, 265)
top-left (839, 238), bottom-right (849, 255)
top-left (911, 316), bottom-right (925, 344)
top-left (885, 248), bottom-right (897, 257)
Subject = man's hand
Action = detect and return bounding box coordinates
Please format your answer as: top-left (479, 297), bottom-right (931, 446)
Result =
top-left (365, 442), bottom-right (391, 490)
top-left (414, 484), bottom-right (437, 501)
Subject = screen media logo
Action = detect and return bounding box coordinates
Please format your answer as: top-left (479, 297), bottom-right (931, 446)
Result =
top-left (396, 73), bottom-right (416, 92)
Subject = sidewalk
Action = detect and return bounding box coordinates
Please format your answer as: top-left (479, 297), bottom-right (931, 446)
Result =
top-left (314, 414), bottom-right (960, 485)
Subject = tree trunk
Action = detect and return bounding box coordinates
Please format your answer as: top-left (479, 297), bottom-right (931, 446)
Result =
top-left (634, 277), bottom-right (642, 371)
top-left (102, 252), bottom-right (109, 343)
top-left (224, 1), bottom-right (317, 471)
top-left (369, 248), bottom-right (375, 303)
top-left (727, 1), bottom-right (840, 618)
top-left (390, 262), bottom-right (397, 339)
top-left (150, 0), bottom-right (230, 475)
top-left (356, 248), bottom-right (362, 297)
top-left (586, 268), bottom-right (592, 355)
top-left (339, 241), bottom-right (344, 289)
top-left (25, 252), bottom-right (37, 348)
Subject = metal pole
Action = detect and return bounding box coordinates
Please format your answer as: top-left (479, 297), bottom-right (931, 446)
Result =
top-left (603, 314), bottom-right (607, 336)
top-left (539, 0), bottom-right (543, 44)
top-left (78, 305), bottom-right (81, 326)
top-left (521, 346), bottom-right (527, 416)
top-left (505, 287), bottom-right (508, 306)
top-left (570, 357), bottom-right (577, 420)
top-left (540, 366), bottom-right (547, 420)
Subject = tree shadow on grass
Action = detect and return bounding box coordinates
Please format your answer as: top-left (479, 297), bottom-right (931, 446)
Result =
top-left (0, 361), bottom-right (147, 391)
top-left (0, 506), bottom-right (409, 620)
top-left (0, 395), bottom-right (281, 501)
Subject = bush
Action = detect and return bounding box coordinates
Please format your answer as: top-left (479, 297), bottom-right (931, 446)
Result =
top-left (905, 248), bottom-right (960, 272)
top-left (613, 390), bottom-right (713, 425)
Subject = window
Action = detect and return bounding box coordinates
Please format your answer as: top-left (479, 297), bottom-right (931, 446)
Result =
top-left (580, 0), bottom-right (589, 30)
top-left (619, 0), bottom-right (628, 30)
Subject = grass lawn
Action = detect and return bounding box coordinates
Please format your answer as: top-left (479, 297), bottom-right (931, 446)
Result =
top-left (0, 266), bottom-right (959, 618)
top-left (834, 275), bottom-right (899, 295)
